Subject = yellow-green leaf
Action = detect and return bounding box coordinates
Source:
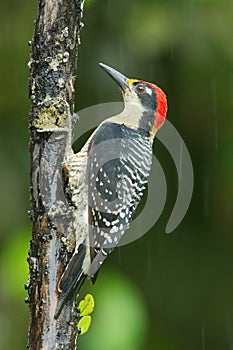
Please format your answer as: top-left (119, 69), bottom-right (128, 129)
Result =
top-left (77, 315), bottom-right (92, 335)
top-left (78, 293), bottom-right (95, 316)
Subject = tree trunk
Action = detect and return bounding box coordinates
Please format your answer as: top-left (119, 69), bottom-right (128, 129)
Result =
top-left (27, 1), bottom-right (85, 349)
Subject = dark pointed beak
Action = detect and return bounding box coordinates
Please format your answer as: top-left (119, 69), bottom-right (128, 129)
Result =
top-left (99, 63), bottom-right (129, 91)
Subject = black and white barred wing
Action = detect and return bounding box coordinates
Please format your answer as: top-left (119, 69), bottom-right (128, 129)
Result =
top-left (86, 122), bottom-right (153, 279)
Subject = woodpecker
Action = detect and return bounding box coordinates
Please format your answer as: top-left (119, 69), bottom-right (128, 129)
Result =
top-left (54, 63), bottom-right (168, 319)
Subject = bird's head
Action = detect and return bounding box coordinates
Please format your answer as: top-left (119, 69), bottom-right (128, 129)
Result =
top-left (99, 63), bottom-right (168, 138)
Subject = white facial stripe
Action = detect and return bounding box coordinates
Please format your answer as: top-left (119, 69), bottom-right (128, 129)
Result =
top-left (145, 86), bottom-right (152, 95)
top-left (106, 90), bottom-right (145, 129)
top-left (104, 85), bottom-right (153, 129)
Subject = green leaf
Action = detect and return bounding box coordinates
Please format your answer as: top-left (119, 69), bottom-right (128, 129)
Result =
top-left (77, 315), bottom-right (92, 335)
top-left (78, 293), bottom-right (95, 316)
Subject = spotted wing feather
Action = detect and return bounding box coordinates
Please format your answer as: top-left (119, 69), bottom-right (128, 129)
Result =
top-left (87, 122), bottom-right (153, 279)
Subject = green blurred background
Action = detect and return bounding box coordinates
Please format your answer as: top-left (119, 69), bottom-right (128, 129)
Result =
top-left (0, 0), bottom-right (233, 349)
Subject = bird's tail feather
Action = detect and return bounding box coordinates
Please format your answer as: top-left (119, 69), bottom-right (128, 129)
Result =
top-left (54, 244), bottom-right (87, 319)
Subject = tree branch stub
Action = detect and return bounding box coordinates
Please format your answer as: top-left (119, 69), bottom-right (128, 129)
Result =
top-left (27, 1), bottom-right (85, 349)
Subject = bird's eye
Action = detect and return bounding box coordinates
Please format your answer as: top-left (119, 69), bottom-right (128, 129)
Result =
top-left (136, 85), bottom-right (145, 93)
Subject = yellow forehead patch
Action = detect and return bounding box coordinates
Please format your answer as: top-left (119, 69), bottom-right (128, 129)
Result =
top-left (127, 79), bottom-right (138, 84)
